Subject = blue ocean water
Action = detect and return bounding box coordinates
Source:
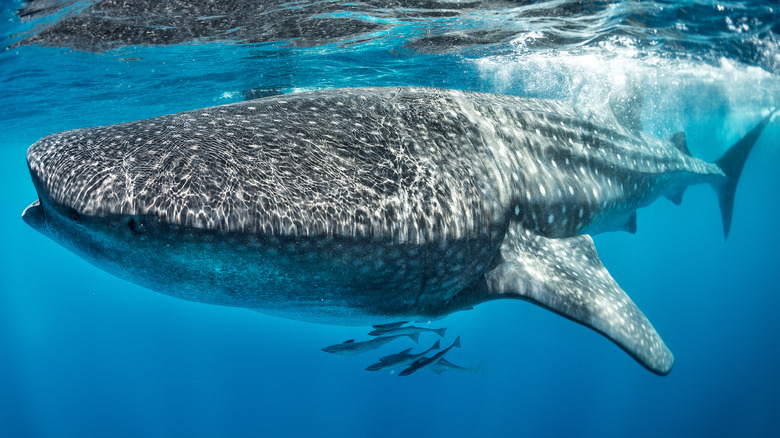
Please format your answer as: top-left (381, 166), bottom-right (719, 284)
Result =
top-left (1, 1), bottom-right (780, 437)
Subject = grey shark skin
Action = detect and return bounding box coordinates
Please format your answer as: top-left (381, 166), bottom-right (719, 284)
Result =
top-left (22, 87), bottom-right (774, 376)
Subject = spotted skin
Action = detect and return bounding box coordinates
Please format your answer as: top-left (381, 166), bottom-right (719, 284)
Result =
top-left (22, 87), bottom-right (769, 375)
top-left (485, 225), bottom-right (674, 374)
top-left (26, 88), bottom-right (723, 241)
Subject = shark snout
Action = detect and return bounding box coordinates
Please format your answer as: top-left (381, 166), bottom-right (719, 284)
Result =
top-left (22, 198), bottom-right (46, 231)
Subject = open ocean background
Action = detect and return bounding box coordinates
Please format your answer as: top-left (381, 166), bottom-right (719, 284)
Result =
top-left (1, 1), bottom-right (779, 437)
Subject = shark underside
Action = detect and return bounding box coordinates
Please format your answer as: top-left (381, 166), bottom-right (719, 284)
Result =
top-left (22, 87), bottom-right (775, 375)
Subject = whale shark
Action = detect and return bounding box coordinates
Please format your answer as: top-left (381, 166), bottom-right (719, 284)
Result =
top-left (21, 87), bottom-right (774, 375)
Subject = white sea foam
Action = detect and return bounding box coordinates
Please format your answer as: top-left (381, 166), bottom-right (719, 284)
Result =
top-left (474, 47), bottom-right (780, 158)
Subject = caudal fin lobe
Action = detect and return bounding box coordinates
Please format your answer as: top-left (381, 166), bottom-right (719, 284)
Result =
top-left (715, 110), bottom-right (777, 238)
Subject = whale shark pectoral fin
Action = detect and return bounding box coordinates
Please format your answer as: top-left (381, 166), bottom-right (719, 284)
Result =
top-left (484, 225), bottom-right (674, 375)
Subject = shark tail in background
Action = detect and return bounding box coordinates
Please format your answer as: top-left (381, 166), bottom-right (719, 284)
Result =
top-left (713, 110), bottom-right (777, 239)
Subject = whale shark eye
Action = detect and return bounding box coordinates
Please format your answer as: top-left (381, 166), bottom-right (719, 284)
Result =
top-left (68, 209), bottom-right (81, 223)
top-left (127, 218), bottom-right (146, 233)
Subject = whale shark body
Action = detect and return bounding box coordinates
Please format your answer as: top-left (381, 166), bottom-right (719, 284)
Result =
top-left (22, 87), bottom-right (774, 375)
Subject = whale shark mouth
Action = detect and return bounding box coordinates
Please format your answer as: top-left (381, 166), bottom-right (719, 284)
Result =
top-left (22, 198), bottom-right (45, 230)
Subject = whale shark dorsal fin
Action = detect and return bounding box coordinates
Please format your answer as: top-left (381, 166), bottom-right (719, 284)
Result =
top-left (664, 130), bottom-right (693, 207)
top-left (607, 76), bottom-right (644, 135)
top-left (669, 132), bottom-right (691, 156)
top-left (483, 225), bottom-right (674, 375)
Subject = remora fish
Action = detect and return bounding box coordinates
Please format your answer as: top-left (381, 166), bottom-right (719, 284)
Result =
top-left (322, 333), bottom-right (419, 355)
top-left (399, 336), bottom-right (462, 376)
top-left (365, 340), bottom-right (441, 372)
top-left (22, 87), bottom-right (775, 375)
top-left (430, 358), bottom-right (484, 375)
top-left (368, 326), bottom-right (447, 337)
top-left (372, 321), bottom-right (409, 330)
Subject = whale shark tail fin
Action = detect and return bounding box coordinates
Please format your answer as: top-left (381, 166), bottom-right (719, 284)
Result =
top-left (714, 110), bottom-right (777, 239)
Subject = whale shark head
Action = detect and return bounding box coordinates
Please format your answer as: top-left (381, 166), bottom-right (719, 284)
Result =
top-left (24, 128), bottom-right (149, 258)
top-left (23, 131), bottom-right (188, 305)
top-left (21, 97), bottom-right (505, 323)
